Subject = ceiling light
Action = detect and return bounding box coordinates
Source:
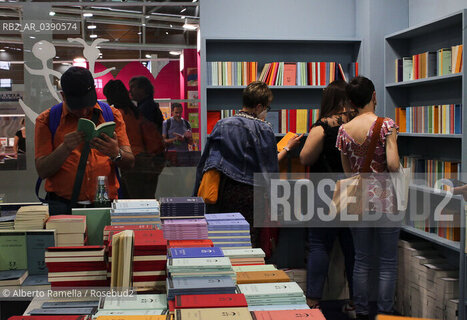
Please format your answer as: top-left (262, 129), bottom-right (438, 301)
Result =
top-left (169, 51), bottom-right (181, 56)
top-left (55, 56), bottom-right (59, 58)
top-left (0, 49), bottom-right (5, 52)
top-left (137, 32), bottom-right (142, 35)
top-left (180, 8), bottom-right (186, 13)
top-left (73, 57), bottom-right (86, 63)
top-left (193, 0), bottom-right (197, 2)
top-left (181, 16), bottom-right (186, 19)
top-left (83, 13), bottom-right (93, 17)
top-left (61, 62), bottom-right (71, 66)
top-left (29, 36), bottom-right (35, 39)
top-left (142, 23), bottom-right (146, 26)
top-left (87, 25), bottom-right (97, 30)
top-left (145, 15), bottom-right (150, 19)
top-left (90, 34), bottom-right (97, 38)
top-left (183, 23), bottom-right (198, 30)
top-left (145, 54), bottom-right (151, 59)
top-left (170, 24), bottom-right (173, 28)
top-left (165, 31), bottom-right (169, 35)
top-left (49, 11), bottom-right (55, 16)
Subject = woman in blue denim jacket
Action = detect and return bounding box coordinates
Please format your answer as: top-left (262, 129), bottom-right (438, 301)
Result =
top-left (194, 81), bottom-right (279, 247)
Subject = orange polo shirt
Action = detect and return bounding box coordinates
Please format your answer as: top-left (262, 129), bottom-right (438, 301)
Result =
top-left (35, 102), bottom-right (130, 201)
top-left (121, 109), bottom-right (162, 155)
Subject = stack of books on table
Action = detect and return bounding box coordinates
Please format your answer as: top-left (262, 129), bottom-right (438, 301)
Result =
top-left (111, 199), bottom-right (161, 228)
top-left (27, 300), bottom-right (99, 317)
top-left (103, 224), bottom-right (157, 246)
top-left (14, 205), bottom-right (49, 230)
top-left (46, 215), bottom-right (86, 246)
top-left (237, 282), bottom-right (307, 307)
top-left (45, 246), bottom-right (108, 288)
top-left (108, 229), bottom-right (167, 291)
top-left (162, 219), bottom-right (208, 240)
top-left (166, 276), bottom-right (237, 301)
top-left (168, 239), bottom-right (214, 248)
top-left (232, 264), bottom-right (278, 273)
top-left (0, 269), bottom-right (29, 286)
top-left (222, 248), bottom-right (266, 265)
top-left (94, 293), bottom-right (167, 318)
top-left (160, 197), bottom-right (205, 219)
top-left (167, 256), bottom-right (236, 281)
top-left (206, 213), bottom-right (252, 249)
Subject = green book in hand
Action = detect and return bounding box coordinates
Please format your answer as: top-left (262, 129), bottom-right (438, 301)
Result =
top-left (78, 118), bottom-right (116, 142)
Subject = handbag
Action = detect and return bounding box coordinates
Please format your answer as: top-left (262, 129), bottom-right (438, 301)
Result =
top-left (332, 117), bottom-right (384, 215)
top-left (197, 169), bottom-right (221, 204)
top-left (390, 165), bottom-right (411, 211)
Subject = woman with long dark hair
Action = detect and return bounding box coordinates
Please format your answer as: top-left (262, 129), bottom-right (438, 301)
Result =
top-left (300, 79), bottom-right (356, 317)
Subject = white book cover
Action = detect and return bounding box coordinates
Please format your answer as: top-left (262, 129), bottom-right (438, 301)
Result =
top-left (168, 257), bottom-right (232, 268)
top-left (222, 248), bottom-right (265, 258)
top-left (238, 282), bottom-right (303, 297)
top-left (100, 294), bottom-right (167, 310)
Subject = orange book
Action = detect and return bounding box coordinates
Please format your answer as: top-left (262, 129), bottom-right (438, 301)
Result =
top-left (277, 132), bottom-right (297, 152)
top-left (456, 44), bottom-right (463, 73)
top-left (283, 63), bottom-right (297, 86)
top-left (266, 62), bottom-right (276, 85)
top-left (236, 270), bottom-right (290, 284)
top-left (433, 105), bottom-right (439, 133)
top-left (242, 62), bottom-right (248, 85)
top-left (227, 62), bottom-right (232, 86)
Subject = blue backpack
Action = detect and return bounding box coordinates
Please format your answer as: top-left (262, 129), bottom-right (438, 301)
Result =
top-left (35, 101), bottom-right (120, 202)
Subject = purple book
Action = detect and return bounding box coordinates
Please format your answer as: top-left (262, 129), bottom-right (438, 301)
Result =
top-left (205, 213), bottom-right (245, 221)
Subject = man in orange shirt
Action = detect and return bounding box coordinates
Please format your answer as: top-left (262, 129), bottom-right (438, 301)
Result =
top-left (35, 67), bottom-right (135, 214)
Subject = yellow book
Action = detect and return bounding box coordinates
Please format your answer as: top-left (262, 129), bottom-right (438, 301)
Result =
top-left (296, 109), bottom-right (308, 134)
top-left (277, 132), bottom-right (297, 152)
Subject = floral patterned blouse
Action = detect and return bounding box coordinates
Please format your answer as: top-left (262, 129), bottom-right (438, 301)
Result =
top-left (336, 117), bottom-right (399, 213)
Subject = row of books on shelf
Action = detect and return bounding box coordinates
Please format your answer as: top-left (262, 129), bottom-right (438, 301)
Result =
top-left (395, 105), bottom-right (462, 134)
top-left (402, 156), bottom-right (460, 188)
top-left (395, 44), bottom-right (463, 82)
top-left (207, 109), bottom-right (320, 135)
top-left (207, 61), bottom-right (358, 86)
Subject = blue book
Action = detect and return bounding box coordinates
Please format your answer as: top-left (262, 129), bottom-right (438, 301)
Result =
top-left (207, 220), bottom-right (250, 230)
top-left (22, 274), bottom-right (49, 286)
top-left (26, 231), bottom-right (55, 275)
top-left (169, 247), bottom-right (224, 259)
top-left (42, 301), bottom-right (99, 309)
top-left (167, 276), bottom-right (235, 291)
top-left (205, 213), bottom-right (245, 221)
top-left (455, 104), bottom-right (462, 134)
top-left (265, 111), bottom-right (280, 134)
top-left (30, 308), bottom-right (96, 315)
top-left (208, 231), bottom-right (250, 236)
top-left (207, 62), bottom-right (212, 85)
top-left (213, 243), bottom-right (252, 247)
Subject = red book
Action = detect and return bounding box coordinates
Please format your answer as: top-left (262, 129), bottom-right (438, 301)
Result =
top-left (50, 279), bottom-right (110, 288)
top-left (320, 62), bottom-right (326, 86)
top-left (175, 294), bottom-right (248, 309)
top-left (133, 275), bottom-right (167, 282)
top-left (288, 110), bottom-right (297, 133)
top-left (252, 309), bottom-right (326, 320)
top-left (207, 111), bottom-right (221, 134)
top-left (307, 62), bottom-right (313, 85)
top-left (168, 240), bottom-right (214, 248)
top-left (450, 104), bottom-right (455, 134)
top-left (168, 300), bottom-right (175, 313)
top-left (133, 229), bottom-right (167, 251)
top-left (283, 63), bottom-right (297, 86)
top-left (46, 262), bottom-right (107, 272)
top-left (46, 245), bottom-right (104, 252)
top-left (8, 317), bottom-right (86, 320)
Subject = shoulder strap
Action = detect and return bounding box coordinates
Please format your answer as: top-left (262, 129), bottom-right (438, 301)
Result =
top-left (49, 102), bottom-right (64, 139)
top-left (166, 117), bottom-right (172, 132)
top-left (97, 101), bottom-right (114, 122)
top-left (361, 117), bottom-right (384, 173)
top-left (183, 119), bottom-right (191, 129)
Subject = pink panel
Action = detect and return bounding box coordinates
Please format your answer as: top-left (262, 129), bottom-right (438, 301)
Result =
top-left (115, 61), bottom-right (180, 99)
top-left (94, 62), bottom-right (115, 100)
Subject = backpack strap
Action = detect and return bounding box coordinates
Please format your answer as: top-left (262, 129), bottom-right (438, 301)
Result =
top-left (166, 117), bottom-right (172, 132)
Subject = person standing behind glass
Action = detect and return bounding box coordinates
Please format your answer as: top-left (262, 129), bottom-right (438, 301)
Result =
top-left (336, 76), bottom-right (400, 319)
top-left (162, 103), bottom-right (193, 152)
top-left (129, 76), bottom-right (164, 133)
top-left (299, 80), bottom-right (356, 317)
top-left (14, 118), bottom-right (26, 156)
top-left (104, 79), bottom-right (165, 199)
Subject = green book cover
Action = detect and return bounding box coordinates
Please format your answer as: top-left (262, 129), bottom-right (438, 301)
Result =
top-left (442, 48), bottom-right (452, 75)
top-left (0, 232), bottom-right (27, 270)
top-left (428, 106), bottom-right (433, 134)
top-left (26, 231), bottom-right (55, 275)
top-left (72, 207), bottom-right (110, 245)
top-left (77, 118), bottom-right (115, 142)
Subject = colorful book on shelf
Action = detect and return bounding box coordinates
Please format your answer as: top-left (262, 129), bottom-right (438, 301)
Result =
top-left (395, 105), bottom-right (462, 134)
top-left (174, 294), bottom-right (248, 309)
top-left (208, 61), bottom-right (257, 86)
top-left (207, 111), bottom-right (221, 134)
top-left (252, 309), bottom-right (326, 320)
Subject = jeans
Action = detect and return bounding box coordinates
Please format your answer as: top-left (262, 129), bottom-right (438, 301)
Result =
top-left (351, 227), bottom-right (400, 315)
top-left (306, 227), bottom-right (355, 300)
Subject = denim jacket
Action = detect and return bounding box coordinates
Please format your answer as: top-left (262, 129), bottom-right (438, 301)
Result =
top-left (194, 114), bottom-right (279, 195)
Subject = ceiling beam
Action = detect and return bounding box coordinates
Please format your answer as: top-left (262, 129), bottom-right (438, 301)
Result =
top-left (0, 2), bottom-right (199, 8)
